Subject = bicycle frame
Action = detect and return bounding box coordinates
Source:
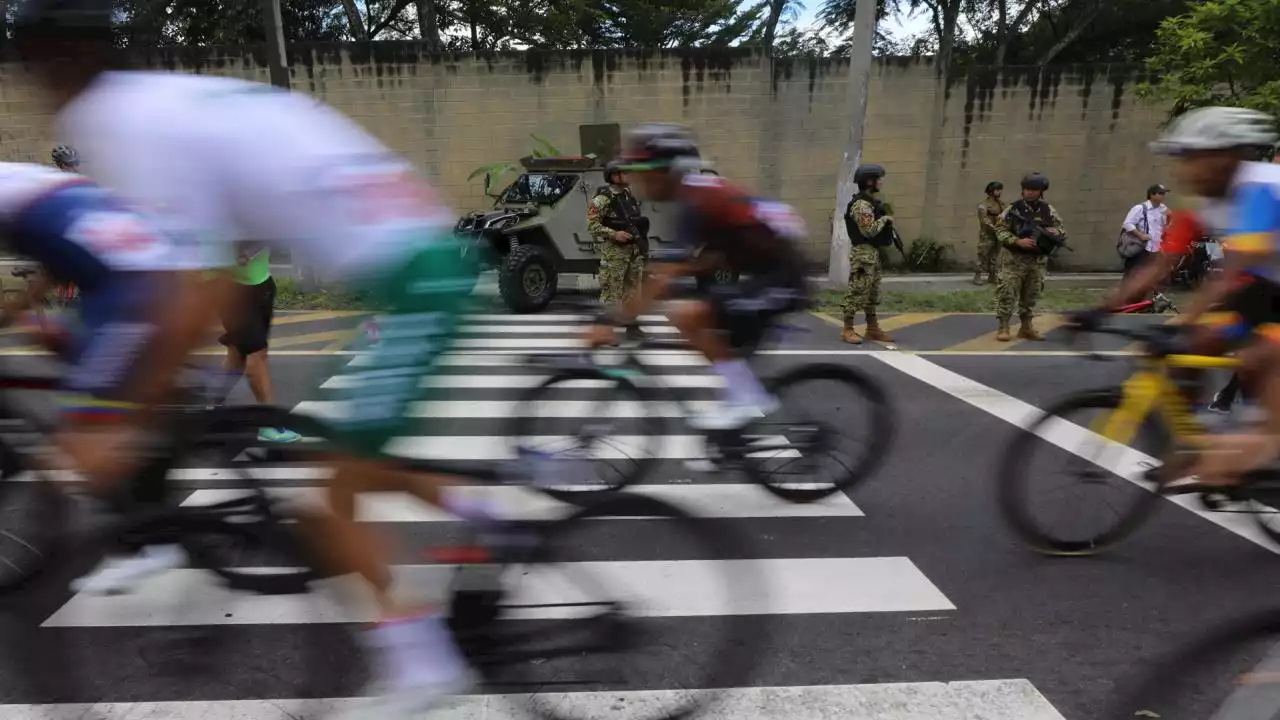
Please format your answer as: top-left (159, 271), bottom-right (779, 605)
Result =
top-left (1089, 353), bottom-right (1240, 447)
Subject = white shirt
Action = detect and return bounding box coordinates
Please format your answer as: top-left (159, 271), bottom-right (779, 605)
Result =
top-left (1122, 200), bottom-right (1169, 253)
top-left (55, 71), bottom-right (455, 277)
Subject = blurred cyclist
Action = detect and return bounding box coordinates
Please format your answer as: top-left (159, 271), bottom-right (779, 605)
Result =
top-left (51, 144), bottom-right (79, 171)
top-left (583, 123), bottom-right (811, 431)
top-left (15, 0), bottom-right (490, 714)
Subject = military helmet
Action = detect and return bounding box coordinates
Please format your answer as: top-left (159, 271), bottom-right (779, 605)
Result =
top-left (1150, 106), bottom-right (1278, 156)
top-left (984, 181), bottom-right (1003, 195)
top-left (604, 160), bottom-right (625, 184)
top-left (1020, 173), bottom-right (1049, 191)
top-left (854, 164), bottom-right (885, 188)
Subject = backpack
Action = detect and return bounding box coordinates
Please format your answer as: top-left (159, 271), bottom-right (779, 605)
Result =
top-left (1117, 204), bottom-right (1149, 259)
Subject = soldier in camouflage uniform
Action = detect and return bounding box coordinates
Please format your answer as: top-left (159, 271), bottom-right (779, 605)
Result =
top-left (588, 161), bottom-right (648, 338)
top-left (840, 164), bottom-right (896, 344)
top-left (994, 172), bottom-right (1065, 341)
top-left (974, 181), bottom-right (1003, 285)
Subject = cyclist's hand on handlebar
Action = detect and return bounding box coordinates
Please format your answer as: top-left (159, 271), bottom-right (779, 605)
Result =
top-left (1065, 307), bottom-right (1108, 332)
top-left (584, 323), bottom-right (618, 348)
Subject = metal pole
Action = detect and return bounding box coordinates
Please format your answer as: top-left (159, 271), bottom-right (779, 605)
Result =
top-left (827, 0), bottom-right (878, 287)
top-left (260, 0), bottom-right (290, 90)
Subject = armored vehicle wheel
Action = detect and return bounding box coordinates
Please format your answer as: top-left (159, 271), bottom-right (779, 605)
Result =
top-left (500, 244), bottom-right (558, 313)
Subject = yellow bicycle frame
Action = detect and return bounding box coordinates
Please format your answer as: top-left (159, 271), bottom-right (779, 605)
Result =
top-left (1090, 353), bottom-right (1242, 447)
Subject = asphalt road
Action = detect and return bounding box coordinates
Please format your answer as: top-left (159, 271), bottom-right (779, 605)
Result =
top-left (0, 302), bottom-right (1274, 720)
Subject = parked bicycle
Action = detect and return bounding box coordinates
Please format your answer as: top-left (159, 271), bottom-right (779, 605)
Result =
top-left (505, 316), bottom-right (895, 504)
top-left (996, 319), bottom-right (1280, 556)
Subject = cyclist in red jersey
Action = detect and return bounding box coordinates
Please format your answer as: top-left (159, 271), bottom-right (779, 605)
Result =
top-left (584, 124), bottom-right (811, 431)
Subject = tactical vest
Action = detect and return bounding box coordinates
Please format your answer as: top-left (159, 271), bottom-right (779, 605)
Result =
top-left (1007, 199), bottom-right (1055, 254)
top-left (845, 193), bottom-right (895, 248)
top-left (596, 185), bottom-right (643, 232)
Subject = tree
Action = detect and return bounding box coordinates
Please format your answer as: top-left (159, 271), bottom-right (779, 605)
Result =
top-left (1139, 0), bottom-right (1280, 119)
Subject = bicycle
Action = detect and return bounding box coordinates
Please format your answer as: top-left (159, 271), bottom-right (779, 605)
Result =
top-left (1116, 291), bottom-right (1179, 315)
top-left (505, 315), bottom-right (895, 504)
top-left (996, 319), bottom-right (1280, 556)
top-left (0, 365), bottom-right (766, 720)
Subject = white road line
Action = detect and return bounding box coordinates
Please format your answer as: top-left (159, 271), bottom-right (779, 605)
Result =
top-left (179, 484), bottom-right (862, 520)
top-left (459, 324), bottom-right (679, 335)
top-left (41, 557), bottom-right (953, 627)
top-left (460, 314), bottom-right (668, 323)
top-left (382, 434), bottom-right (800, 460)
top-left (427, 351), bottom-right (709, 367)
top-left (870, 351), bottom-right (1280, 554)
top-left (294, 399), bottom-right (718, 419)
top-left (321, 374), bottom-right (721, 390)
top-left (0, 679), bottom-right (1066, 720)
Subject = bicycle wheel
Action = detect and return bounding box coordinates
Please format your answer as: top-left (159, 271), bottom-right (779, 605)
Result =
top-left (171, 405), bottom-right (339, 595)
top-left (0, 467), bottom-right (65, 594)
top-left (740, 363), bottom-right (895, 502)
top-left (1109, 608), bottom-right (1280, 720)
top-left (997, 389), bottom-right (1168, 556)
top-left (461, 492), bottom-right (766, 720)
top-left (508, 368), bottom-right (664, 505)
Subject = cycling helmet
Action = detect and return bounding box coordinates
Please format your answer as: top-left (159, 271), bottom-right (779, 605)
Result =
top-left (984, 181), bottom-right (1003, 195)
top-left (1150, 107), bottom-right (1279, 156)
top-left (13, 0), bottom-right (114, 36)
top-left (618, 123), bottom-right (700, 171)
top-left (1020, 173), bottom-right (1049, 191)
top-left (51, 145), bottom-right (78, 168)
top-left (854, 164), bottom-right (885, 188)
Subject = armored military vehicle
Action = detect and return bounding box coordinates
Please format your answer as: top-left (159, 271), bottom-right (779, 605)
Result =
top-left (454, 154), bottom-right (736, 313)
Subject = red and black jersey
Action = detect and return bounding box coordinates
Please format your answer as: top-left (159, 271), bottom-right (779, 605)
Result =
top-left (662, 173), bottom-right (809, 282)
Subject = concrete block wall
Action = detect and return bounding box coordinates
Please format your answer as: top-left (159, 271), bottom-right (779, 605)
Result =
top-left (1, 45), bottom-right (1171, 270)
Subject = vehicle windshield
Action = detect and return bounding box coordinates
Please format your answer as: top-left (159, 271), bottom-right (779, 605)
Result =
top-left (499, 173), bottom-right (577, 205)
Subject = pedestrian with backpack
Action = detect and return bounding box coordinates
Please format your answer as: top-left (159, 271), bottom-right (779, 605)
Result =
top-left (1118, 184), bottom-right (1170, 276)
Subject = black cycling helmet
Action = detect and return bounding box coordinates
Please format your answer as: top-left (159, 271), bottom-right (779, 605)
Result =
top-left (984, 181), bottom-right (1003, 195)
top-left (854, 164), bottom-right (885, 189)
top-left (51, 145), bottom-right (79, 168)
top-left (1020, 172), bottom-right (1049, 192)
top-left (617, 123), bottom-right (700, 171)
top-left (12, 0), bottom-right (114, 39)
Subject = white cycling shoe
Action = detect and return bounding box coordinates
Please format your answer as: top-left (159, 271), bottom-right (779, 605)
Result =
top-left (70, 544), bottom-right (188, 595)
top-left (338, 613), bottom-right (475, 719)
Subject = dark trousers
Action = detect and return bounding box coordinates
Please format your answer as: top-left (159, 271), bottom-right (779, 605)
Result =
top-left (1122, 249), bottom-right (1150, 276)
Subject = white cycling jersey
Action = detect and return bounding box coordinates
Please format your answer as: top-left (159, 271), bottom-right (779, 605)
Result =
top-left (56, 71), bottom-right (457, 278)
top-left (0, 161), bottom-right (183, 272)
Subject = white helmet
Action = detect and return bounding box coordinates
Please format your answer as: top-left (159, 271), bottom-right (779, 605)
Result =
top-left (1150, 106), bottom-right (1278, 155)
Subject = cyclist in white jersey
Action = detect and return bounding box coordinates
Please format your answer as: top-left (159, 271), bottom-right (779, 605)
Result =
top-left (15, 0), bottom-right (489, 714)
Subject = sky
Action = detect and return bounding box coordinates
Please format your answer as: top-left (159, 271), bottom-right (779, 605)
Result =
top-left (792, 1), bottom-right (932, 40)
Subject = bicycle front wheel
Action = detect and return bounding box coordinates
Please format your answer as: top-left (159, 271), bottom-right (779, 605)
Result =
top-left (997, 389), bottom-right (1168, 556)
top-left (481, 492), bottom-right (766, 720)
top-left (508, 368), bottom-right (665, 504)
top-left (741, 363), bottom-right (895, 502)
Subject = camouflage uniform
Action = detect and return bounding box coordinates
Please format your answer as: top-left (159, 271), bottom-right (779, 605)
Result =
top-left (975, 197), bottom-right (1003, 285)
top-left (840, 194), bottom-right (893, 344)
top-left (993, 201), bottom-right (1064, 341)
top-left (588, 184), bottom-right (645, 305)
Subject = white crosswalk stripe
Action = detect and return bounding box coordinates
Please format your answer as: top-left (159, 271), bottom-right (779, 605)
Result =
top-left (10, 312), bottom-right (1069, 719)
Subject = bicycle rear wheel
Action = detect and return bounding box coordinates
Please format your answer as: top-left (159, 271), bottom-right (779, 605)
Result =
top-left (508, 368), bottom-right (664, 505)
top-left (460, 492), bottom-right (765, 720)
top-left (0, 468), bottom-right (65, 594)
top-left (997, 389), bottom-right (1168, 556)
top-left (1109, 608), bottom-right (1280, 720)
top-left (740, 363), bottom-right (895, 502)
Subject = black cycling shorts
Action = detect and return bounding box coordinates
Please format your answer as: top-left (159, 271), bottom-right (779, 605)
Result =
top-left (1213, 275), bottom-right (1280, 347)
top-left (219, 276), bottom-right (277, 356)
top-left (706, 274), bottom-right (808, 353)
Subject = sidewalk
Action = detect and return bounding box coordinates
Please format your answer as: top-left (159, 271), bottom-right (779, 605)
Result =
top-left (507, 271), bottom-right (1125, 295)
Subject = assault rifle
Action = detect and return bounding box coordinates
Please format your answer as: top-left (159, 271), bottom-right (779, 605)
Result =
top-left (880, 201), bottom-right (908, 262)
top-left (604, 189), bottom-right (650, 259)
top-left (1006, 208), bottom-right (1071, 258)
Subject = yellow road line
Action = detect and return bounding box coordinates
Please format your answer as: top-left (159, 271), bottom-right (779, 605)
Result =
top-left (194, 329), bottom-right (358, 354)
top-left (272, 311), bottom-right (368, 326)
top-left (809, 311), bottom-right (945, 342)
top-left (942, 313), bottom-right (1070, 352)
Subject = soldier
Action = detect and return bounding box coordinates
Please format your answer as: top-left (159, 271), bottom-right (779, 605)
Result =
top-left (840, 164), bottom-right (896, 344)
top-left (974, 181), bottom-right (1003, 285)
top-left (994, 172), bottom-right (1065, 341)
top-left (588, 160), bottom-right (649, 339)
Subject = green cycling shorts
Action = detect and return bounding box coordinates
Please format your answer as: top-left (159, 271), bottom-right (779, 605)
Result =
top-left (325, 232), bottom-right (480, 456)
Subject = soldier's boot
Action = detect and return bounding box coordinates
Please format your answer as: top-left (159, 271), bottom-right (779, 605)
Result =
top-left (841, 317), bottom-right (863, 345)
top-left (996, 319), bottom-right (1012, 342)
top-left (972, 269), bottom-right (986, 286)
top-left (1018, 314), bottom-right (1045, 341)
top-left (864, 314), bottom-right (894, 343)
top-left (987, 269), bottom-right (997, 285)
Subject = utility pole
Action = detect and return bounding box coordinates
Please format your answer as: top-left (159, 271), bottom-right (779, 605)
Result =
top-left (827, 0), bottom-right (878, 287)
top-left (260, 0), bottom-right (290, 90)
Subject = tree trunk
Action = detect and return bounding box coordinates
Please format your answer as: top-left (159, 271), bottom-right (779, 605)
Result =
top-left (469, 0), bottom-right (480, 50)
top-left (417, 0), bottom-right (440, 49)
top-left (764, 0), bottom-right (785, 53)
top-left (995, 0), bottom-right (1038, 66)
top-left (1037, 1), bottom-right (1101, 65)
top-left (341, 0), bottom-right (366, 40)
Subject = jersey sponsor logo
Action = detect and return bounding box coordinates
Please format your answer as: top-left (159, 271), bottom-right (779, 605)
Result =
top-left (753, 200), bottom-right (806, 239)
top-left (67, 211), bottom-right (170, 258)
top-left (683, 173), bottom-right (722, 188)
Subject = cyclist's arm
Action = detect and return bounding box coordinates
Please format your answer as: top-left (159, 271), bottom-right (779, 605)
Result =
top-left (608, 248), bottom-right (720, 325)
top-left (1185, 183), bottom-right (1280, 323)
